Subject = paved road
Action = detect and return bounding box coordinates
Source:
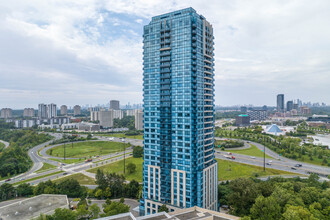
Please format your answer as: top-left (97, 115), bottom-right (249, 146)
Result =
top-left (0, 139), bottom-right (10, 149)
top-left (216, 149), bottom-right (330, 180)
top-left (215, 138), bottom-right (330, 179)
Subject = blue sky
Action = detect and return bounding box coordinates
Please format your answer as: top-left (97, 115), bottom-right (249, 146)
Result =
top-left (0, 0), bottom-right (329, 108)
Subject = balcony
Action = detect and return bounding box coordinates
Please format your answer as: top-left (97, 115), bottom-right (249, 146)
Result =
top-left (160, 51), bottom-right (171, 56)
top-left (160, 68), bottom-right (171, 73)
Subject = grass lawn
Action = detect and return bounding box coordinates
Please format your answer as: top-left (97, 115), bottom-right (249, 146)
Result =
top-left (297, 155), bottom-right (327, 166)
top-left (216, 159), bottom-right (298, 181)
top-left (46, 141), bottom-right (129, 158)
top-left (88, 157), bottom-right (143, 182)
top-left (225, 144), bottom-right (273, 159)
top-left (88, 157), bottom-right (297, 182)
top-left (99, 133), bottom-right (143, 140)
top-left (53, 173), bottom-right (96, 185)
top-left (36, 163), bottom-right (57, 173)
top-left (13, 171), bottom-right (64, 185)
top-left (0, 142), bottom-right (5, 151)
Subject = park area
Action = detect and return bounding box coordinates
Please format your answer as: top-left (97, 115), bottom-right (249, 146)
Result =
top-left (87, 157), bottom-right (296, 182)
top-left (54, 173), bottom-right (96, 185)
top-left (88, 157), bottom-right (143, 182)
top-left (216, 159), bottom-right (296, 181)
top-left (225, 144), bottom-right (273, 159)
top-left (46, 141), bottom-right (130, 158)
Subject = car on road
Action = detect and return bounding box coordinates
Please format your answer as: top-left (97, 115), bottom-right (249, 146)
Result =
top-left (5, 178), bottom-right (11, 182)
top-left (291, 167), bottom-right (297, 170)
top-left (108, 137), bottom-right (114, 141)
top-left (231, 156), bottom-right (235, 160)
top-left (63, 172), bottom-right (68, 175)
top-left (226, 152), bottom-right (232, 155)
top-left (85, 159), bottom-right (93, 162)
top-left (268, 160), bottom-right (273, 163)
top-left (266, 162), bottom-right (272, 166)
top-left (295, 164), bottom-right (302, 167)
top-left (251, 156), bottom-right (256, 159)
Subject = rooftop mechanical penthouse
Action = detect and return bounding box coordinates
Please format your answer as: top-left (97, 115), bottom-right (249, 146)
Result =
top-left (140, 8), bottom-right (218, 215)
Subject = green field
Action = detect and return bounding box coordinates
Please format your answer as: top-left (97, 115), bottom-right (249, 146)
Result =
top-left (216, 159), bottom-right (297, 181)
top-left (36, 163), bottom-right (57, 173)
top-left (88, 157), bottom-right (143, 182)
top-left (13, 171), bottom-right (64, 185)
top-left (99, 133), bottom-right (143, 140)
top-left (46, 141), bottom-right (130, 158)
top-left (87, 157), bottom-right (297, 182)
top-left (53, 173), bottom-right (95, 185)
top-left (225, 144), bottom-right (273, 159)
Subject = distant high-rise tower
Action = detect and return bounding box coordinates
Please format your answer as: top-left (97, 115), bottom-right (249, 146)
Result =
top-left (0, 108), bottom-right (12, 119)
top-left (23, 108), bottom-right (35, 117)
top-left (73, 105), bottom-right (81, 116)
top-left (140, 8), bottom-right (218, 216)
top-left (38, 104), bottom-right (47, 119)
top-left (277, 94), bottom-right (284, 112)
top-left (60, 105), bottom-right (68, 115)
top-left (110, 100), bottom-right (120, 110)
top-left (47, 103), bottom-right (57, 118)
top-left (286, 101), bottom-right (293, 112)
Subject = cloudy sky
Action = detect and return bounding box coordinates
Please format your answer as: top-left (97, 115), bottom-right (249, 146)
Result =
top-left (0, 0), bottom-right (329, 109)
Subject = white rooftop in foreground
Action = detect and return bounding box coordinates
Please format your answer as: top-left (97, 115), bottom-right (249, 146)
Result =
top-left (96, 206), bottom-right (239, 220)
top-left (0, 194), bottom-right (68, 220)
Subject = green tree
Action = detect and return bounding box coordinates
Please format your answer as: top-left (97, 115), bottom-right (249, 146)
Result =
top-left (158, 204), bottom-right (169, 212)
top-left (133, 146), bottom-right (143, 158)
top-left (57, 179), bottom-right (86, 198)
top-left (282, 205), bottom-right (316, 220)
top-left (16, 183), bottom-right (33, 197)
top-left (101, 201), bottom-right (130, 217)
top-left (126, 163), bottom-right (136, 174)
top-left (95, 169), bottom-right (107, 190)
top-left (250, 196), bottom-right (281, 220)
top-left (228, 178), bottom-right (260, 216)
top-left (50, 208), bottom-right (77, 220)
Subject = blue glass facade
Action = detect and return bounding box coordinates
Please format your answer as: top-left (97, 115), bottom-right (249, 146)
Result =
top-left (140, 8), bottom-right (218, 215)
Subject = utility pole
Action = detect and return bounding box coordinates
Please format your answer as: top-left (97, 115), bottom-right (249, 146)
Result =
top-left (123, 137), bottom-right (126, 174)
top-left (263, 144), bottom-right (265, 172)
top-left (64, 142), bottom-right (66, 161)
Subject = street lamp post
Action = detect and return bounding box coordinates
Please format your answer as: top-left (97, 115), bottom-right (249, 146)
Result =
top-left (123, 137), bottom-right (126, 174)
top-left (64, 142), bottom-right (66, 161)
top-left (263, 144), bottom-right (265, 172)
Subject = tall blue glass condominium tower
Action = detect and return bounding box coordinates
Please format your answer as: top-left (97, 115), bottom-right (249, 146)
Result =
top-left (140, 8), bottom-right (218, 215)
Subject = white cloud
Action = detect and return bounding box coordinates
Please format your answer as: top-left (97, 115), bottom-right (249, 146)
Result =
top-left (0, 0), bottom-right (329, 108)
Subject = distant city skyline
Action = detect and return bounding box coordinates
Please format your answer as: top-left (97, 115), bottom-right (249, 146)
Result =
top-left (1, 1), bottom-right (330, 108)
